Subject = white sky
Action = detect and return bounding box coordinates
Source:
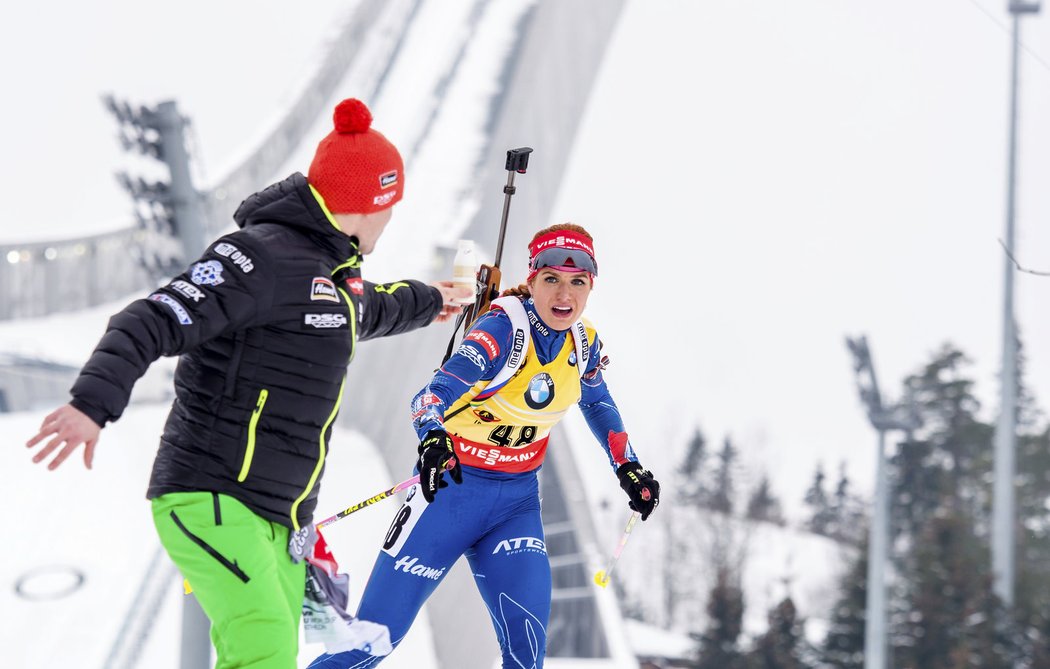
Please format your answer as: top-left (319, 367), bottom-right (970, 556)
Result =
top-left (0, 0), bottom-right (356, 239)
top-left (3, 0), bottom-right (1050, 663)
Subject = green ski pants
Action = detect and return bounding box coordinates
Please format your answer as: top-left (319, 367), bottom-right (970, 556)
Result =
top-left (152, 492), bottom-right (306, 669)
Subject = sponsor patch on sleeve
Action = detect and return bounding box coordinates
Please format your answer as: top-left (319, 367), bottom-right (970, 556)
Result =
top-left (417, 392), bottom-right (441, 408)
top-left (410, 392), bottom-right (444, 422)
top-left (169, 280), bottom-right (206, 303)
top-left (190, 260), bottom-right (225, 286)
top-left (345, 277), bottom-right (364, 295)
top-left (302, 313), bottom-right (348, 329)
top-left (465, 331), bottom-right (500, 360)
top-left (148, 293), bottom-right (193, 325)
top-left (212, 242), bottom-right (254, 273)
top-left (311, 277), bottom-right (339, 302)
top-left (455, 343), bottom-right (488, 371)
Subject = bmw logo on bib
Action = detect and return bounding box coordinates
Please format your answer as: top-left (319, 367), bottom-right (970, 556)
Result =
top-left (525, 373), bottom-right (555, 410)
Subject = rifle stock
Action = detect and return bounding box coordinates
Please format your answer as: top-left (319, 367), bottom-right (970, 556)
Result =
top-left (463, 264), bottom-right (502, 335)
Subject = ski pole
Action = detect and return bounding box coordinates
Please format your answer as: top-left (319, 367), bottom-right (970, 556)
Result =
top-left (315, 458), bottom-right (459, 530)
top-left (315, 475), bottom-right (421, 531)
top-left (593, 511), bottom-right (640, 588)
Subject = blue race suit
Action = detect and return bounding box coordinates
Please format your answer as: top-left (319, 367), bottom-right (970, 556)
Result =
top-left (309, 297), bottom-right (640, 669)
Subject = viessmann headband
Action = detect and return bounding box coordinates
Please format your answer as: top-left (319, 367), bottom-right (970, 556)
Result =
top-left (527, 231), bottom-right (598, 277)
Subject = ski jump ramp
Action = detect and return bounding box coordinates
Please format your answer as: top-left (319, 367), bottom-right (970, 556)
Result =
top-left (340, 0), bottom-right (636, 667)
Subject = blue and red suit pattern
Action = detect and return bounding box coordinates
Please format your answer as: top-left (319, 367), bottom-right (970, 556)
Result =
top-left (308, 298), bottom-right (638, 669)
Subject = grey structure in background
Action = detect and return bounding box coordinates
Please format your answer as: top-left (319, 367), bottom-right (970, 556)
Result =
top-left (541, 426), bottom-right (611, 659)
top-left (463, 1), bottom-right (627, 659)
top-left (201, 0), bottom-right (418, 234)
top-left (0, 0), bottom-right (400, 322)
top-left (993, 0), bottom-right (1041, 610)
top-left (0, 354), bottom-right (80, 413)
top-left (107, 96), bottom-right (209, 278)
top-left (846, 335), bottom-right (921, 669)
top-left (0, 229), bottom-right (150, 321)
top-left (342, 1), bottom-right (630, 667)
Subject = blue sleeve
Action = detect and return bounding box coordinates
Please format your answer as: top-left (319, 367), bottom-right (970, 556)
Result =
top-left (410, 309), bottom-right (513, 438)
top-left (578, 337), bottom-right (639, 470)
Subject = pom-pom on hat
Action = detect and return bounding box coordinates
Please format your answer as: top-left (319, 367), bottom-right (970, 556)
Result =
top-left (308, 98), bottom-right (404, 214)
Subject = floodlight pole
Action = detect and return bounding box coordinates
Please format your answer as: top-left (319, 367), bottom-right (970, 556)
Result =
top-left (846, 335), bottom-right (921, 669)
top-left (993, 0), bottom-right (1040, 609)
top-left (867, 425), bottom-right (889, 669)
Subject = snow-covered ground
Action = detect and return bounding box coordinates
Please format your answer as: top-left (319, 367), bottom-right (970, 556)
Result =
top-left (2, 406), bottom-right (437, 668)
top-left (562, 410), bottom-right (848, 642)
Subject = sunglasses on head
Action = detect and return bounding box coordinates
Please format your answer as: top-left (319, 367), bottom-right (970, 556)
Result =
top-left (530, 247), bottom-right (598, 276)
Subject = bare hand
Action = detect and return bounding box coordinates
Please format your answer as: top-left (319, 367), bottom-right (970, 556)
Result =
top-left (26, 404), bottom-right (102, 470)
top-left (431, 280), bottom-right (473, 323)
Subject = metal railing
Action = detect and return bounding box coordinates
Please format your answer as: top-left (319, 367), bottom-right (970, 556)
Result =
top-left (0, 229), bottom-right (151, 320)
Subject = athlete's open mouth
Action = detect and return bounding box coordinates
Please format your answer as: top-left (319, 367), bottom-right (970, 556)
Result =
top-left (552, 306), bottom-right (573, 317)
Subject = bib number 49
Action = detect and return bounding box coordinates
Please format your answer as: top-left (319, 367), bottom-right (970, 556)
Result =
top-left (487, 425), bottom-right (536, 448)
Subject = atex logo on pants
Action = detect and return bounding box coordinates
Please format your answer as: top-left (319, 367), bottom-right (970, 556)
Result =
top-left (492, 537), bottom-right (547, 555)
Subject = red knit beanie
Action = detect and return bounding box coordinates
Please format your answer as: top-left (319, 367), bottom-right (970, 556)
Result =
top-left (308, 99), bottom-right (404, 214)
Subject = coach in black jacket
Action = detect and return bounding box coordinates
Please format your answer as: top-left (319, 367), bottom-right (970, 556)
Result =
top-left (27, 98), bottom-right (466, 667)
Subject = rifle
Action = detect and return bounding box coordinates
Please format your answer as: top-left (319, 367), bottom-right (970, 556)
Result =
top-left (442, 147), bottom-right (532, 362)
top-left (461, 147), bottom-right (532, 331)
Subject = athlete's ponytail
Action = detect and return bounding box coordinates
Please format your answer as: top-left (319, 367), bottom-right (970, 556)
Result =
top-left (500, 284), bottom-right (531, 298)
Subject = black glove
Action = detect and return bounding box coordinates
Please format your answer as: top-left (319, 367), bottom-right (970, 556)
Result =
top-left (616, 462), bottom-right (660, 521)
top-left (417, 429), bottom-right (463, 503)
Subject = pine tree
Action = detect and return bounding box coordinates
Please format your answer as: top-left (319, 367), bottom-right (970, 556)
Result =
top-left (827, 463), bottom-right (863, 545)
top-left (695, 566), bottom-right (746, 669)
top-left (710, 437), bottom-right (738, 514)
top-left (888, 345), bottom-right (1032, 664)
top-left (897, 345), bottom-right (990, 520)
top-left (821, 535), bottom-right (868, 669)
top-left (745, 597), bottom-right (815, 669)
top-left (803, 463), bottom-right (834, 536)
top-left (823, 342), bottom-right (1049, 666)
top-left (679, 426), bottom-right (708, 506)
top-left (1013, 424), bottom-right (1050, 663)
top-left (745, 474), bottom-right (785, 526)
top-left (895, 510), bottom-right (1021, 669)
top-left (1008, 340), bottom-right (1050, 663)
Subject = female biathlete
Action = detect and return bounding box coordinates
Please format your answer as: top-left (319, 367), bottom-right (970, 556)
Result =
top-left (309, 222), bottom-right (660, 669)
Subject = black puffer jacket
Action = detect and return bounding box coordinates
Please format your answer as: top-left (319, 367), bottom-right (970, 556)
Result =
top-left (70, 173), bottom-right (442, 529)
